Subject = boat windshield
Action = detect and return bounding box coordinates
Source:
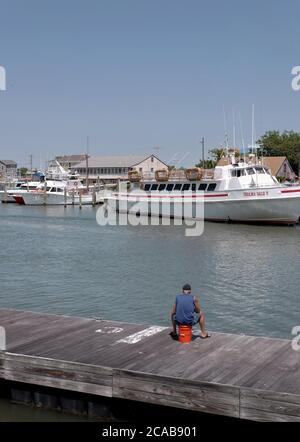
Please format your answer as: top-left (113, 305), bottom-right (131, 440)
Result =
top-left (231, 169), bottom-right (247, 177)
top-left (254, 167), bottom-right (265, 174)
top-left (21, 184), bottom-right (37, 189)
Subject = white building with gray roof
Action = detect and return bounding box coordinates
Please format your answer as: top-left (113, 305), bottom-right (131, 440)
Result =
top-left (55, 155), bottom-right (87, 170)
top-left (0, 160), bottom-right (17, 180)
top-left (71, 154), bottom-right (168, 184)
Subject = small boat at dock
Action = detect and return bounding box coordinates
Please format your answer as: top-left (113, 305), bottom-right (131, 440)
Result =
top-left (16, 179), bottom-right (104, 206)
top-left (0, 181), bottom-right (43, 203)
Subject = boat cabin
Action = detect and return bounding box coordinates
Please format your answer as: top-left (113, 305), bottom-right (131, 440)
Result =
top-left (139, 163), bottom-right (278, 192)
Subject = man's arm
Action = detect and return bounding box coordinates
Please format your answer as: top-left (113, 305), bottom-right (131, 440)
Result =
top-left (194, 297), bottom-right (201, 314)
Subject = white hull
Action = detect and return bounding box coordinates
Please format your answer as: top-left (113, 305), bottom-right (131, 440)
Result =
top-left (111, 187), bottom-right (300, 225)
top-left (1, 181), bottom-right (46, 203)
top-left (0, 192), bottom-right (16, 203)
top-left (0, 188), bottom-right (33, 203)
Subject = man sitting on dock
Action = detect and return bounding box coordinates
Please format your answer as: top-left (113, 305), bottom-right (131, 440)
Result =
top-left (170, 284), bottom-right (210, 339)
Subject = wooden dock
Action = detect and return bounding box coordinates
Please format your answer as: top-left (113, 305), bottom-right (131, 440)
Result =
top-left (0, 308), bottom-right (299, 421)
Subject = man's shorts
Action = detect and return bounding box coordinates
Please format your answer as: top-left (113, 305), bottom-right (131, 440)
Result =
top-left (172, 313), bottom-right (200, 326)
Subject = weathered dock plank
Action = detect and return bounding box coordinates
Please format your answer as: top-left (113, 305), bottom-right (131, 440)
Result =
top-left (0, 308), bottom-right (299, 421)
top-left (0, 353), bottom-right (113, 397)
top-left (113, 370), bottom-right (240, 418)
top-left (240, 389), bottom-right (300, 422)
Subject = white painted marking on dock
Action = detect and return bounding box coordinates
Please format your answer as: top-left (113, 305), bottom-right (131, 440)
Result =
top-left (95, 326), bottom-right (123, 334)
top-left (0, 326), bottom-right (6, 350)
top-left (117, 326), bottom-right (168, 344)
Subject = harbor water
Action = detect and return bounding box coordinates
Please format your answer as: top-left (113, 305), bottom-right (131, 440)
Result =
top-left (0, 203), bottom-right (300, 420)
top-left (0, 203), bottom-right (299, 339)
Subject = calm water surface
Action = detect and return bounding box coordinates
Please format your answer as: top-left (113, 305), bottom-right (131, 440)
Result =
top-left (0, 398), bottom-right (98, 422)
top-left (0, 203), bottom-right (300, 421)
top-left (0, 203), bottom-right (299, 339)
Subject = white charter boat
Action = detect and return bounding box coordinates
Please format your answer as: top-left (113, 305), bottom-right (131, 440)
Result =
top-left (109, 161), bottom-right (300, 225)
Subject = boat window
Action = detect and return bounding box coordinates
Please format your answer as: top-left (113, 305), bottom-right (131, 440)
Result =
top-left (151, 183), bottom-right (158, 191)
top-left (232, 169), bottom-right (246, 177)
top-left (191, 183), bottom-right (196, 191)
top-left (174, 183), bottom-right (182, 191)
top-left (50, 187), bottom-right (56, 192)
top-left (198, 183), bottom-right (207, 191)
top-left (246, 167), bottom-right (255, 175)
top-left (57, 188), bottom-right (64, 193)
top-left (144, 184), bottom-right (151, 191)
top-left (46, 187), bottom-right (51, 191)
top-left (263, 168), bottom-right (270, 175)
top-left (236, 169), bottom-right (246, 178)
top-left (166, 183), bottom-right (174, 191)
top-left (158, 184), bottom-right (166, 191)
top-left (255, 167), bottom-right (265, 174)
top-left (207, 183), bottom-right (217, 191)
top-left (182, 183), bottom-right (191, 191)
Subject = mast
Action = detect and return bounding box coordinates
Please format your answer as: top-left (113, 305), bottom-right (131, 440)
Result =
top-left (223, 105), bottom-right (229, 163)
top-left (29, 154), bottom-right (33, 180)
top-left (251, 104), bottom-right (255, 155)
top-left (232, 108), bottom-right (236, 148)
top-left (239, 112), bottom-right (246, 162)
top-left (86, 136), bottom-right (89, 191)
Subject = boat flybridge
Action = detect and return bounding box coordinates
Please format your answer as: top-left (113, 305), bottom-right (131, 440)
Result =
top-left (143, 163), bottom-right (279, 193)
top-left (110, 160), bottom-right (300, 225)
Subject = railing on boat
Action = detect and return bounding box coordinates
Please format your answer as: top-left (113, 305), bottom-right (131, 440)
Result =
top-left (141, 169), bottom-right (215, 182)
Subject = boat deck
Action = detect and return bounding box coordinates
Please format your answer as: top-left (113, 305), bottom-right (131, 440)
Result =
top-left (0, 309), bottom-right (299, 421)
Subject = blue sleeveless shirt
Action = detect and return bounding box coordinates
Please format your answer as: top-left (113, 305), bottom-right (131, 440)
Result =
top-left (175, 294), bottom-right (195, 325)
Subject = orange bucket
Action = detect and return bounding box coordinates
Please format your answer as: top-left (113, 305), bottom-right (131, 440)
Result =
top-left (178, 324), bottom-right (192, 343)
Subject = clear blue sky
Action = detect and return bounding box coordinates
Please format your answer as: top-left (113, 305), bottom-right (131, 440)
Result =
top-left (0, 0), bottom-right (300, 168)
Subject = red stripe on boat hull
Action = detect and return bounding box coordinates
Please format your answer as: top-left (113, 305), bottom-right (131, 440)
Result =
top-left (281, 189), bottom-right (300, 194)
top-left (13, 196), bottom-right (25, 205)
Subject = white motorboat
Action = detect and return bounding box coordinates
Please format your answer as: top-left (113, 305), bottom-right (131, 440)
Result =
top-left (0, 181), bottom-right (43, 203)
top-left (18, 179), bottom-right (104, 206)
top-left (108, 161), bottom-right (300, 225)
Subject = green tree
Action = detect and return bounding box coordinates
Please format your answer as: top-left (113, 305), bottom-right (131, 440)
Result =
top-left (195, 159), bottom-right (216, 169)
top-left (209, 148), bottom-right (226, 161)
top-left (18, 167), bottom-right (28, 177)
top-left (258, 130), bottom-right (300, 174)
